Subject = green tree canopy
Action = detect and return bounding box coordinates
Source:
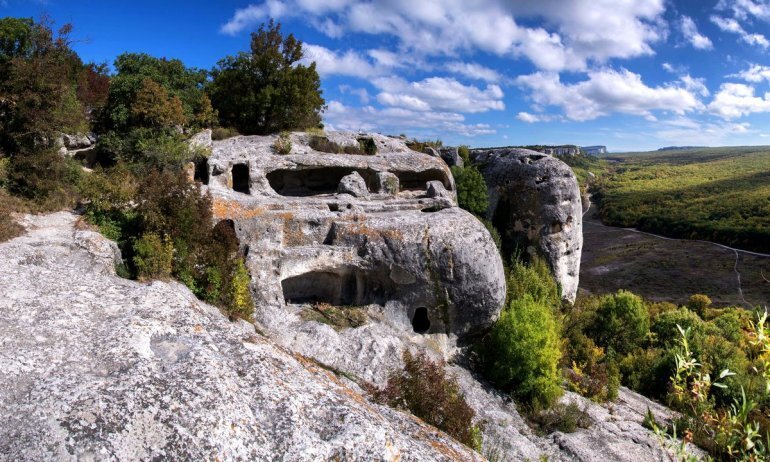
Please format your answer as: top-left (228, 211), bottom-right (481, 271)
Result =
top-left (590, 290), bottom-right (650, 354)
top-left (209, 19), bottom-right (325, 135)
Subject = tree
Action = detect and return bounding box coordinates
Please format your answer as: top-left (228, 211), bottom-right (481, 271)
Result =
top-left (209, 19), bottom-right (325, 135)
top-left (590, 290), bottom-right (650, 354)
top-left (451, 165), bottom-right (489, 217)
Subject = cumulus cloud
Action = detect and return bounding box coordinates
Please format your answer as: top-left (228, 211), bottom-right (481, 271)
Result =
top-left (324, 101), bottom-right (496, 137)
top-left (717, 0), bottom-right (770, 21)
top-left (221, 0), bottom-right (667, 72)
top-left (708, 83), bottom-right (770, 118)
top-left (680, 75), bottom-right (710, 97)
top-left (372, 76), bottom-right (505, 113)
top-left (731, 64), bottom-right (770, 82)
top-left (516, 112), bottom-right (559, 123)
top-left (516, 68), bottom-right (703, 121)
top-left (711, 14), bottom-right (770, 48)
top-left (300, 44), bottom-right (379, 78)
top-left (680, 16), bottom-right (713, 49)
top-left (446, 61), bottom-right (502, 83)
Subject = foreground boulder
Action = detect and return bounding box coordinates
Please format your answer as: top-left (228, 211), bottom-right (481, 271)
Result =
top-left (0, 213), bottom-right (482, 461)
top-left (204, 132), bottom-right (506, 341)
top-left (471, 148), bottom-right (583, 303)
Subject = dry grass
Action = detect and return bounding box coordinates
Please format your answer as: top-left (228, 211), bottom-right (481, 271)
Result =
top-left (0, 190), bottom-right (26, 243)
top-left (300, 302), bottom-right (368, 329)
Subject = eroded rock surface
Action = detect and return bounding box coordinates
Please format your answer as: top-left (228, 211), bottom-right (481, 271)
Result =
top-left (471, 148), bottom-right (583, 302)
top-left (0, 213), bottom-right (482, 461)
top-left (204, 132), bottom-right (506, 341)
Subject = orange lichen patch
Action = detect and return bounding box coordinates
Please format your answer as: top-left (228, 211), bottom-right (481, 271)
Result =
top-left (283, 219), bottom-right (307, 247)
top-left (212, 198), bottom-right (266, 220)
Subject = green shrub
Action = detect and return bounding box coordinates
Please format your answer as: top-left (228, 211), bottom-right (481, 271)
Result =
top-left (211, 127), bottom-right (240, 141)
top-left (710, 308), bottom-right (747, 343)
top-left (589, 290), bottom-right (649, 355)
top-left (651, 307), bottom-right (705, 349)
top-left (369, 350), bottom-right (479, 449)
top-left (528, 401), bottom-right (591, 434)
top-left (308, 135), bottom-right (343, 153)
top-left (223, 258), bottom-right (254, 321)
top-left (273, 131), bottom-right (292, 155)
top-left (619, 348), bottom-right (675, 399)
top-left (451, 165), bottom-right (489, 217)
top-left (357, 137), bottom-right (377, 155)
top-left (133, 232), bottom-right (173, 281)
top-left (507, 257), bottom-right (560, 309)
top-left (687, 294), bottom-right (712, 317)
top-left (458, 145), bottom-right (470, 164)
top-left (479, 294), bottom-right (562, 408)
top-left (6, 150), bottom-right (83, 211)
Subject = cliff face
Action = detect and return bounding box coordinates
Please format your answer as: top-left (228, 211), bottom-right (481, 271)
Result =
top-left (472, 148), bottom-right (583, 303)
top-left (0, 212), bottom-right (481, 461)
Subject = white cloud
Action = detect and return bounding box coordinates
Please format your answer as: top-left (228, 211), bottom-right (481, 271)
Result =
top-left (516, 112), bottom-right (559, 123)
top-left (516, 68), bottom-right (703, 121)
top-left (680, 75), bottom-right (710, 97)
top-left (221, 0), bottom-right (668, 72)
top-left (708, 83), bottom-right (770, 118)
top-left (446, 62), bottom-right (502, 83)
top-left (654, 116), bottom-right (752, 145)
top-left (324, 100), bottom-right (496, 137)
top-left (717, 0), bottom-right (770, 21)
top-left (711, 14), bottom-right (770, 48)
top-left (680, 16), bottom-right (713, 49)
top-left (220, 1), bottom-right (287, 35)
top-left (300, 44), bottom-right (378, 78)
top-left (372, 76), bottom-right (505, 113)
top-left (731, 64), bottom-right (770, 82)
top-left (338, 85), bottom-right (370, 104)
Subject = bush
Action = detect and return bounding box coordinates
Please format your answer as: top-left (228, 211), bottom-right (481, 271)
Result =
top-left (687, 294), bottom-right (712, 317)
top-left (211, 126), bottom-right (240, 141)
top-left (357, 137), bottom-right (377, 155)
top-left (507, 257), bottom-right (560, 308)
top-left (6, 150), bottom-right (83, 211)
top-left (479, 294), bottom-right (562, 408)
top-left (133, 232), bottom-right (173, 281)
top-left (308, 135), bottom-right (343, 153)
top-left (618, 348), bottom-right (675, 399)
top-left (589, 290), bottom-right (649, 355)
top-left (209, 20), bottom-right (324, 135)
top-left (223, 258), bottom-right (254, 321)
top-left (651, 307), bottom-right (705, 349)
top-left (458, 145), bottom-right (470, 164)
top-left (451, 165), bottom-right (489, 217)
top-left (273, 131), bottom-right (292, 155)
top-left (369, 350), bottom-right (479, 449)
top-left (528, 401), bottom-right (591, 434)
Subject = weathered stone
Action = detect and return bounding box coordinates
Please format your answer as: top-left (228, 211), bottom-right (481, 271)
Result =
top-left (439, 147), bottom-right (463, 167)
top-left (338, 171), bottom-right (369, 197)
top-left (426, 180), bottom-right (453, 201)
top-left (471, 148), bottom-right (583, 303)
top-left (184, 161), bottom-right (196, 182)
top-left (60, 133), bottom-right (92, 149)
top-left (423, 146), bottom-right (440, 157)
top-left (0, 212), bottom-right (483, 461)
top-left (375, 171), bottom-right (399, 195)
top-left (205, 132), bottom-right (503, 341)
top-left (188, 128), bottom-right (213, 151)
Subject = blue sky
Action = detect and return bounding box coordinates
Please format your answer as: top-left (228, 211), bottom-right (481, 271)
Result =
top-left (5, 0), bottom-right (770, 151)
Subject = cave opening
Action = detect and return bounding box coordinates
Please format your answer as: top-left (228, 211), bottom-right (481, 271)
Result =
top-left (267, 167), bottom-right (377, 197)
top-left (282, 271), bottom-right (358, 305)
top-left (393, 169), bottom-right (451, 191)
top-left (411, 307), bottom-right (431, 334)
top-left (194, 159), bottom-right (209, 185)
top-left (232, 164), bottom-right (250, 194)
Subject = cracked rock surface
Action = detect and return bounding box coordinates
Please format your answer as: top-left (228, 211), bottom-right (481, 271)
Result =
top-left (0, 212), bottom-right (482, 461)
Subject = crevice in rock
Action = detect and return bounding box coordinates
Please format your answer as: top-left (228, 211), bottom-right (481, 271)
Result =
top-left (267, 167), bottom-right (377, 196)
top-left (393, 169), bottom-right (451, 191)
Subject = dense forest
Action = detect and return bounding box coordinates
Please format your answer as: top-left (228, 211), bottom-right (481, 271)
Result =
top-left (595, 147), bottom-right (770, 253)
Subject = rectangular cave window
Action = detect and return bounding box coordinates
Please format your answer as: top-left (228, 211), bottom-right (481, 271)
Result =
top-left (266, 167), bottom-right (376, 197)
top-left (232, 163), bottom-right (250, 194)
top-left (393, 169), bottom-right (452, 191)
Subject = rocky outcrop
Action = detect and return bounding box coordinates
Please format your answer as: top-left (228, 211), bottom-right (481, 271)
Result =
top-left (56, 132), bottom-right (96, 157)
top-left (471, 148), bottom-right (583, 302)
top-left (0, 212), bottom-right (482, 461)
top-left (439, 146), bottom-right (464, 167)
top-left (204, 132), bottom-right (506, 341)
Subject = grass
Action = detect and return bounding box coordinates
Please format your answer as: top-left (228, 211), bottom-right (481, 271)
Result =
top-left (595, 146), bottom-right (770, 253)
top-left (300, 302), bottom-right (369, 329)
top-left (0, 190), bottom-right (25, 242)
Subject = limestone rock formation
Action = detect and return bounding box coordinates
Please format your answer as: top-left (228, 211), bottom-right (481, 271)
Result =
top-left (471, 148), bottom-right (583, 302)
top-left (439, 146), bottom-right (464, 167)
top-left (0, 213), bottom-right (482, 461)
top-left (204, 132), bottom-right (505, 340)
